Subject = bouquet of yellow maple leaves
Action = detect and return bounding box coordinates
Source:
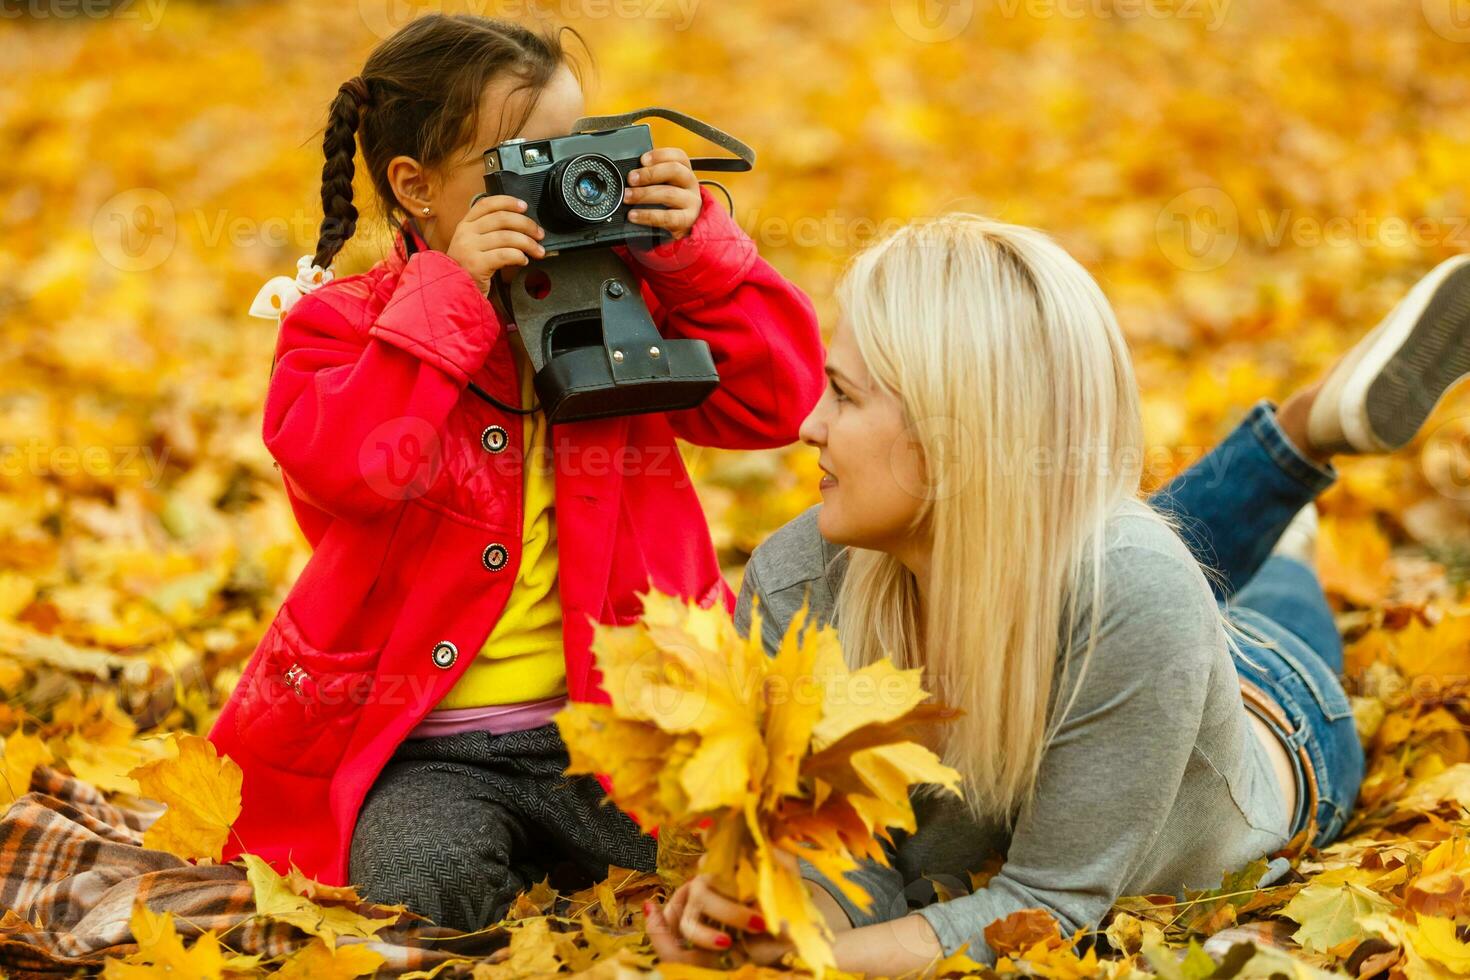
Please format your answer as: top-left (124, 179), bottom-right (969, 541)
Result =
top-left (555, 590), bottom-right (963, 974)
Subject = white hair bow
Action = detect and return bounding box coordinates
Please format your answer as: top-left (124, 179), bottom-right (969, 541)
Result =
top-left (248, 254), bottom-right (335, 320)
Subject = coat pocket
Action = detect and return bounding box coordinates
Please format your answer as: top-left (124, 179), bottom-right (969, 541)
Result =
top-left (233, 602), bottom-right (381, 776)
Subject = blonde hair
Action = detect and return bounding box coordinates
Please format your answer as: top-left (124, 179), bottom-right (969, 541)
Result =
top-left (833, 214), bottom-right (1167, 827)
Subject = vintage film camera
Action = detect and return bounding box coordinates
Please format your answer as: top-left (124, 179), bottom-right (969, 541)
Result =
top-left (472, 108), bottom-right (754, 424)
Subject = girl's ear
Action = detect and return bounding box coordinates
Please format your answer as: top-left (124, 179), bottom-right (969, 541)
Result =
top-left (386, 154), bottom-right (433, 215)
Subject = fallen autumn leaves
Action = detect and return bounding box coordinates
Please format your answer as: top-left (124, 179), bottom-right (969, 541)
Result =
top-left (7, 592), bottom-right (1470, 978)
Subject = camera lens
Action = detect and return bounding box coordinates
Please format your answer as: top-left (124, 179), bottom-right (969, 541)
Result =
top-left (552, 154), bottom-right (623, 223)
top-left (575, 172), bottom-right (608, 207)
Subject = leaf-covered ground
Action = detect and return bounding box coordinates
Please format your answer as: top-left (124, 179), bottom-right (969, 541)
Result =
top-left (4, 0), bottom-right (1470, 976)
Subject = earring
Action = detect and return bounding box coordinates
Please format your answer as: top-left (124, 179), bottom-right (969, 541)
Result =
top-left (421, 207), bottom-right (431, 216)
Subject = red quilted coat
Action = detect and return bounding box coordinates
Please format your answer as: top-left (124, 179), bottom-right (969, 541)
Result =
top-left (207, 185), bottom-right (824, 884)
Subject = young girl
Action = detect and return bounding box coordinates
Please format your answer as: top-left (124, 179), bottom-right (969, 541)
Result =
top-left (648, 217), bottom-right (1470, 970)
top-left (207, 14), bottom-right (823, 932)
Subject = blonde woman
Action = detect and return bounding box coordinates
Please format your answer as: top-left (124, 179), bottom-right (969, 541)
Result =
top-left (643, 216), bottom-right (1470, 971)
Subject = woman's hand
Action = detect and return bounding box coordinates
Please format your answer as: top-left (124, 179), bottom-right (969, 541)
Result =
top-left (644, 879), bottom-right (796, 967)
top-left (642, 886), bottom-right (729, 967)
top-left (643, 852), bottom-right (801, 967)
top-left (623, 147), bottom-right (703, 241)
top-left (444, 193), bottom-right (546, 293)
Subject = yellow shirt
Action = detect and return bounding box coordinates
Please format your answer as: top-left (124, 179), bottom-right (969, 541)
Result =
top-left (438, 334), bottom-right (567, 708)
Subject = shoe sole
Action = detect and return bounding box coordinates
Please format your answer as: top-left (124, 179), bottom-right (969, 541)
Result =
top-left (1343, 257), bottom-right (1470, 451)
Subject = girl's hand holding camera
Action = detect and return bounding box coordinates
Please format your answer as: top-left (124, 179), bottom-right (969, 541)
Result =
top-left (446, 146), bottom-right (698, 293)
top-left (445, 194), bottom-right (547, 293)
top-left (624, 147), bottom-right (703, 241)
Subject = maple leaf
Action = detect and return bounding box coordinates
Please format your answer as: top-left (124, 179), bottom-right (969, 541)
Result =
top-left (990, 921), bottom-right (1100, 980)
top-left (1141, 936), bottom-right (1218, 980)
top-left (1394, 764), bottom-right (1470, 816)
top-left (0, 729), bottom-right (52, 807)
top-left (984, 907), bottom-right (1063, 957)
top-left (505, 877), bottom-right (558, 920)
top-left (1406, 868), bottom-right (1470, 919)
top-left (273, 937), bottom-right (384, 980)
top-left (1278, 879), bottom-right (1392, 954)
top-left (1403, 915), bottom-right (1470, 975)
top-left (128, 733), bottom-right (242, 861)
top-left (1104, 911), bottom-right (1164, 955)
top-left (472, 917), bottom-right (563, 978)
top-left (567, 910), bottom-right (656, 972)
top-left (931, 944), bottom-right (987, 975)
top-left (809, 657), bottom-right (930, 750)
top-left (1316, 513), bottom-right (1394, 607)
top-left (60, 732), bottom-right (157, 796)
top-left (242, 853), bottom-right (400, 946)
top-left (101, 900), bottom-right (260, 978)
top-left (558, 591), bottom-right (961, 976)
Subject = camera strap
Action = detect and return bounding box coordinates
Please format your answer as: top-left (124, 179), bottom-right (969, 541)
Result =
top-left (570, 107), bottom-right (755, 172)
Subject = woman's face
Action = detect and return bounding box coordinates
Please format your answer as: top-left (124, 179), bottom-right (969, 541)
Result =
top-left (799, 316), bottom-right (929, 558)
top-left (396, 64), bottom-right (586, 258)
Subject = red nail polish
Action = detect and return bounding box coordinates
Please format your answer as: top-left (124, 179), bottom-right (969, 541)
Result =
top-left (749, 914), bottom-right (766, 932)
top-left (714, 932), bottom-right (732, 948)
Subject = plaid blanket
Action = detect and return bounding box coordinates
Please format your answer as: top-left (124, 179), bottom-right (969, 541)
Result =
top-left (0, 766), bottom-right (509, 978)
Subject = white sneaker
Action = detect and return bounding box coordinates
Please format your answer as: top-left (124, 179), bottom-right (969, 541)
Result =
top-left (1272, 502), bottom-right (1319, 567)
top-left (1307, 254), bottom-right (1470, 455)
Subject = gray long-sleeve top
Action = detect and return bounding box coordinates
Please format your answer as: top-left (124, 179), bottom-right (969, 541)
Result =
top-left (733, 499), bottom-right (1293, 963)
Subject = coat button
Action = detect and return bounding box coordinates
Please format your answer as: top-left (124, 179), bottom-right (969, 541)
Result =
top-left (283, 662), bottom-right (310, 694)
top-left (431, 640), bottom-right (458, 669)
top-left (481, 425), bottom-right (508, 454)
top-left (482, 543), bottom-right (509, 572)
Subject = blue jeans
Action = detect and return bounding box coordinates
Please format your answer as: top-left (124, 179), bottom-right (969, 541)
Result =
top-left (1149, 400), bottom-right (1365, 848)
